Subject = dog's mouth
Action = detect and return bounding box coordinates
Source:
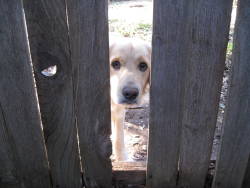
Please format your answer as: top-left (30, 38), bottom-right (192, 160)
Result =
top-left (119, 99), bottom-right (138, 105)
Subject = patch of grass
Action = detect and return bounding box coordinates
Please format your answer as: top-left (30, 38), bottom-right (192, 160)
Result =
top-left (109, 18), bottom-right (119, 24)
top-left (109, 21), bottom-right (152, 41)
top-left (137, 23), bottom-right (152, 31)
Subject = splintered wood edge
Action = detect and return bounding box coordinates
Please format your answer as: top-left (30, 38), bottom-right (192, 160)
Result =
top-left (112, 161), bottom-right (146, 171)
top-left (112, 161), bottom-right (146, 186)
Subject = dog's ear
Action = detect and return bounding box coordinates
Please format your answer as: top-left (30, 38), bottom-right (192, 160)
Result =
top-left (142, 42), bottom-right (151, 94)
top-left (109, 33), bottom-right (123, 54)
top-left (146, 42), bottom-right (151, 87)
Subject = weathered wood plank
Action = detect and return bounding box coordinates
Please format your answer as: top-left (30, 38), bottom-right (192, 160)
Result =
top-left (148, 0), bottom-right (233, 187)
top-left (23, 1), bottom-right (81, 187)
top-left (113, 162), bottom-right (146, 171)
top-left (113, 171), bottom-right (146, 187)
top-left (177, 0), bottom-right (233, 188)
top-left (147, 1), bottom-right (189, 187)
top-left (113, 162), bottom-right (146, 186)
top-left (67, 0), bottom-right (113, 187)
top-left (212, 0), bottom-right (250, 187)
top-left (0, 1), bottom-right (51, 188)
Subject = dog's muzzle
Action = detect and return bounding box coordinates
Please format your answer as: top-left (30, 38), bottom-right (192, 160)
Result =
top-left (121, 86), bottom-right (139, 104)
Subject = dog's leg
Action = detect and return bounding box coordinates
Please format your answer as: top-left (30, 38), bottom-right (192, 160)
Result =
top-left (111, 109), bottom-right (127, 161)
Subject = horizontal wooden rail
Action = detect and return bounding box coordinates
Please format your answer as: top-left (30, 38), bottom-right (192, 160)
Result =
top-left (113, 162), bottom-right (146, 187)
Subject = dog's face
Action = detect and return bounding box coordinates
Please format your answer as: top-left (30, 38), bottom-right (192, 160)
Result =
top-left (109, 37), bottom-right (151, 107)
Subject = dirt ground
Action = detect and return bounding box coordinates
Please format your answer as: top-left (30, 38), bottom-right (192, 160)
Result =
top-left (109, 0), bottom-right (236, 172)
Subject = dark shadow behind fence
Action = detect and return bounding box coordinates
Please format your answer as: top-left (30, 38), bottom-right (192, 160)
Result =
top-left (0, 0), bottom-right (249, 188)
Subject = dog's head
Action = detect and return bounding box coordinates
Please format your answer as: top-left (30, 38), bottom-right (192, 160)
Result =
top-left (109, 37), bottom-right (151, 107)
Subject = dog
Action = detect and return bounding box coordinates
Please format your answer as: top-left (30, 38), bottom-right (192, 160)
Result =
top-left (109, 36), bottom-right (151, 161)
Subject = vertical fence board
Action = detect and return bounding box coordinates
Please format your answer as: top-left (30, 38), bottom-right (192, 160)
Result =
top-left (147, 1), bottom-right (189, 187)
top-left (67, 0), bottom-right (113, 187)
top-left (177, 0), bottom-right (233, 188)
top-left (23, 1), bottom-right (81, 187)
top-left (212, 0), bottom-right (250, 187)
top-left (148, 0), bottom-right (233, 187)
top-left (0, 1), bottom-right (51, 188)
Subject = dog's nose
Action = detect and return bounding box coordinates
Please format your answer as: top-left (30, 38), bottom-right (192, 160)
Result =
top-left (122, 87), bottom-right (139, 100)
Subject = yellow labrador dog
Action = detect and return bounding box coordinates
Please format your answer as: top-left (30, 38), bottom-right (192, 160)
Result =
top-left (109, 36), bottom-right (151, 161)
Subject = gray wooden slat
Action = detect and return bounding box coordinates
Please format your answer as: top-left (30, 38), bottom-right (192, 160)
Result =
top-left (212, 0), bottom-right (250, 187)
top-left (177, 0), bottom-right (233, 188)
top-left (0, 1), bottom-right (51, 188)
top-left (23, 1), bottom-right (81, 187)
top-left (113, 161), bottom-right (146, 187)
top-left (67, 0), bottom-right (113, 187)
top-left (147, 0), bottom-right (233, 187)
top-left (146, 1), bottom-right (190, 187)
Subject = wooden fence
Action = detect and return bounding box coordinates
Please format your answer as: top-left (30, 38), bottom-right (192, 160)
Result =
top-left (0, 0), bottom-right (249, 188)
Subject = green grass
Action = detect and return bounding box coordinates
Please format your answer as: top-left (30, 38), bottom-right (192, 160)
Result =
top-left (109, 21), bottom-right (152, 41)
top-left (227, 42), bottom-right (233, 55)
top-left (109, 19), bottom-right (119, 24)
top-left (137, 23), bottom-right (152, 31)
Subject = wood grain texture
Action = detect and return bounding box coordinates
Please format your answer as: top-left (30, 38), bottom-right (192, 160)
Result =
top-left (148, 0), bottom-right (233, 187)
top-left (67, 0), bottom-right (113, 187)
top-left (212, 0), bottom-right (250, 187)
top-left (113, 162), bottom-right (146, 186)
top-left (177, 0), bottom-right (233, 188)
top-left (0, 1), bottom-right (51, 188)
top-left (113, 162), bottom-right (146, 171)
top-left (113, 170), bottom-right (146, 187)
top-left (23, 1), bottom-right (81, 187)
top-left (147, 1), bottom-right (189, 187)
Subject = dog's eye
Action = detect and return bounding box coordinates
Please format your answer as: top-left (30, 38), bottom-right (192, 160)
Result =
top-left (138, 62), bottom-right (148, 72)
top-left (111, 61), bottom-right (121, 70)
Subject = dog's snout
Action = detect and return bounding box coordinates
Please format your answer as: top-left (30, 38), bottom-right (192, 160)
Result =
top-left (122, 87), bottom-right (139, 101)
